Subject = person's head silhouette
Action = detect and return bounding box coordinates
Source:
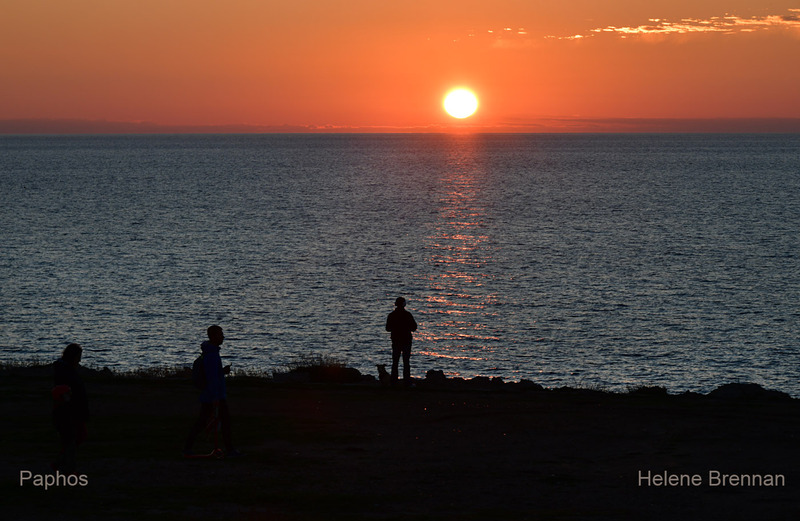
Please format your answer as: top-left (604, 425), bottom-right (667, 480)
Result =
top-left (207, 325), bottom-right (224, 346)
top-left (62, 343), bottom-right (83, 367)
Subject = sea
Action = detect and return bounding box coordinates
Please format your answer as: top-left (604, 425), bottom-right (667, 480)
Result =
top-left (1, 133), bottom-right (798, 396)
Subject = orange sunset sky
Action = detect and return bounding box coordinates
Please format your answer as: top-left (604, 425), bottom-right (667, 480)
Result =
top-left (2, 0), bottom-right (799, 132)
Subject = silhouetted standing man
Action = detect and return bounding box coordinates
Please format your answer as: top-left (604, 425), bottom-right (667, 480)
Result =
top-left (386, 297), bottom-right (418, 387)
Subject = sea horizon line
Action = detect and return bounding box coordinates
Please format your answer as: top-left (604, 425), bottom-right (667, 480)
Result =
top-left (2, 117), bottom-right (800, 135)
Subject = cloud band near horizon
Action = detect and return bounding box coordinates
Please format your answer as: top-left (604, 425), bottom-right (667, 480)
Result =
top-left (549, 9), bottom-right (800, 40)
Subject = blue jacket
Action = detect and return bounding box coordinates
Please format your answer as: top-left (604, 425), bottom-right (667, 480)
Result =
top-left (199, 341), bottom-right (227, 403)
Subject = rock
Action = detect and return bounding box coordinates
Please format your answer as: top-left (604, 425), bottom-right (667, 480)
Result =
top-left (425, 370), bottom-right (447, 384)
top-left (708, 383), bottom-right (791, 401)
top-left (516, 379), bottom-right (545, 392)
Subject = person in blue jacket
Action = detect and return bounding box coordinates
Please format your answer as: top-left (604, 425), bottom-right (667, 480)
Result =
top-left (184, 325), bottom-right (241, 457)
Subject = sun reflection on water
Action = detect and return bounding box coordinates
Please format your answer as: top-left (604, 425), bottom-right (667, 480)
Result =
top-left (416, 136), bottom-right (507, 376)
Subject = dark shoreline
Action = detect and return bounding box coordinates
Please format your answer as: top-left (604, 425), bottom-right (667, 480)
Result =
top-left (2, 365), bottom-right (799, 520)
top-left (2, 362), bottom-right (794, 402)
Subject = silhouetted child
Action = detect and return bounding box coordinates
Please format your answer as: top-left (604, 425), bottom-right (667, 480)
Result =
top-left (52, 343), bottom-right (89, 473)
top-left (385, 297), bottom-right (418, 387)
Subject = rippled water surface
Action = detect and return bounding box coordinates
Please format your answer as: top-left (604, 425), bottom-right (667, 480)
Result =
top-left (2, 134), bottom-right (798, 395)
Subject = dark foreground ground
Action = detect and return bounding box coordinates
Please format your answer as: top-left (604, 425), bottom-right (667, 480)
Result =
top-left (1, 369), bottom-right (798, 520)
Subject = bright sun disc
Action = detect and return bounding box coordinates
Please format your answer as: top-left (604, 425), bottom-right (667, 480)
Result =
top-left (444, 88), bottom-right (478, 119)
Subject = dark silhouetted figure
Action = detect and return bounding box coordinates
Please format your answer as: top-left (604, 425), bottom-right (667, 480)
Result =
top-left (52, 343), bottom-right (89, 474)
top-left (184, 325), bottom-right (241, 457)
top-left (386, 297), bottom-right (418, 387)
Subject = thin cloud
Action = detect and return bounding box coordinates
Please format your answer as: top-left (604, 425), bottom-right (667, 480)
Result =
top-left (445, 27), bottom-right (534, 48)
top-left (446, 10), bottom-right (800, 47)
top-left (549, 9), bottom-right (800, 40)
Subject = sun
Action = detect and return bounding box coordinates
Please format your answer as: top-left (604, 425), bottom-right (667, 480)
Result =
top-left (443, 88), bottom-right (478, 119)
